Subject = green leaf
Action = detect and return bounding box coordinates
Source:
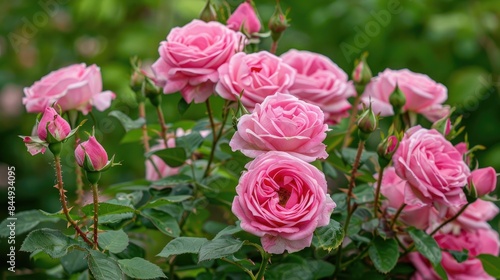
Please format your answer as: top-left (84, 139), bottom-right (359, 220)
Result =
top-left (408, 228), bottom-right (442, 265)
top-left (86, 249), bottom-right (123, 280)
top-left (141, 195), bottom-right (192, 210)
top-left (268, 263), bottom-right (314, 280)
top-left (312, 219), bottom-right (344, 252)
top-left (148, 147), bottom-right (187, 168)
top-left (0, 210), bottom-right (60, 237)
top-left (115, 242), bottom-right (146, 259)
top-left (368, 236), bottom-right (399, 274)
top-left (433, 263), bottom-right (449, 280)
top-left (98, 230), bottom-right (129, 254)
top-left (20, 228), bottom-right (85, 258)
top-left (176, 131), bottom-right (205, 154)
top-left (178, 97), bottom-right (191, 115)
top-left (449, 249), bottom-right (468, 263)
top-left (478, 254), bottom-right (500, 278)
top-left (352, 184), bottom-right (375, 204)
top-left (151, 174), bottom-right (193, 186)
top-left (61, 250), bottom-right (88, 274)
top-left (157, 237), bottom-right (208, 258)
top-left (308, 260), bottom-right (335, 279)
top-left (108, 110), bottom-right (146, 132)
top-left (214, 223), bottom-right (243, 239)
top-left (198, 236), bottom-right (244, 263)
top-left (141, 209), bottom-right (180, 237)
top-left (117, 257), bottom-right (167, 279)
top-left (322, 161), bottom-right (337, 179)
top-left (81, 202), bottom-right (135, 217)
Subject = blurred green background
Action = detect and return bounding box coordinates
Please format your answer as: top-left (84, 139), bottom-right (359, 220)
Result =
top-left (1, 0), bottom-right (499, 271)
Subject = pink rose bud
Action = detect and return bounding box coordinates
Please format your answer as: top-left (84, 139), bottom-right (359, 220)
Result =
top-left (268, 2), bottom-right (289, 42)
top-left (468, 167), bottom-right (497, 197)
top-left (37, 107), bottom-right (71, 143)
top-left (75, 136), bottom-right (109, 172)
top-left (432, 115), bottom-right (452, 137)
top-left (352, 53), bottom-right (372, 86)
top-left (199, 0), bottom-right (217, 22)
top-left (227, 2), bottom-right (261, 35)
top-left (377, 135), bottom-right (399, 168)
top-left (357, 105), bottom-right (378, 140)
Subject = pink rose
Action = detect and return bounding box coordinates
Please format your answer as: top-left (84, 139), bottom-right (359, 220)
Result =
top-left (75, 136), bottom-right (109, 172)
top-left (410, 228), bottom-right (500, 280)
top-left (232, 151), bottom-right (336, 254)
top-left (281, 49), bottom-right (356, 124)
top-left (468, 167), bottom-right (497, 197)
top-left (227, 2), bottom-right (261, 35)
top-left (230, 93), bottom-right (328, 162)
top-left (393, 126), bottom-right (470, 207)
top-left (23, 64), bottom-right (115, 114)
top-left (361, 69), bottom-right (448, 121)
top-left (145, 138), bottom-right (179, 182)
top-left (152, 19), bottom-right (245, 104)
top-left (378, 167), bottom-right (431, 229)
top-left (37, 107), bottom-right (71, 142)
top-left (216, 51), bottom-right (296, 110)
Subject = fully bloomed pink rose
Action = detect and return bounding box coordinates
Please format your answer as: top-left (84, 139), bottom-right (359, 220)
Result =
top-left (361, 69), bottom-right (448, 121)
top-left (393, 126), bottom-right (470, 207)
top-left (216, 51), bottom-right (296, 110)
top-left (23, 64), bottom-right (115, 114)
top-left (378, 167), bottom-right (431, 229)
top-left (281, 49), bottom-right (356, 124)
top-left (232, 151), bottom-right (336, 254)
top-left (152, 19), bottom-right (245, 104)
top-left (227, 2), bottom-right (261, 35)
top-left (410, 228), bottom-right (500, 280)
top-left (230, 93), bottom-right (328, 162)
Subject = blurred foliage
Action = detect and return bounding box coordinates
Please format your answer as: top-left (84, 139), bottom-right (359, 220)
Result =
top-left (0, 0), bottom-right (499, 273)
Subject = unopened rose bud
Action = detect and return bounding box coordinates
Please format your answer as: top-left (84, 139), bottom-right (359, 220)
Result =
top-left (130, 68), bottom-right (145, 93)
top-left (432, 115), bottom-right (452, 136)
top-left (199, 0), bottom-right (217, 22)
top-left (227, 2), bottom-right (261, 35)
top-left (144, 77), bottom-right (162, 107)
top-left (352, 53), bottom-right (372, 86)
top-left (37, 107), bottom-right (71, 143)
top-left (75, 136), bottom-right (109, 172)
top-left (467, 167), bottom-right (497, 197)
top-left (377, 135), bottom-right (399, 168)
top-left (357, 105), bottom-right (378, 140)
top-left (268, 1), bottom-right (289, 42)
top-left (389, 85), bottom-right (406, 115)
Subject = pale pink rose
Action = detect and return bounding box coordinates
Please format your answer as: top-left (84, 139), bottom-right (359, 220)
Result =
top-left (378, 167), bottom-right (431, 229)
top-left (37, 107), bottom-right (71, 142)
top-left (469, 167), bottom-right (497, 197)
top-left (431, 199), bottom-right (499, 234)
top-left (75, 136), bottom-right (109, 171)
top-left (410, 228), bottom-right (499, 280)
top-left (232, 151), bottom-right (336, 254)
top-left (227, 2), bottom-right (261, 35)
top-left (361, 69), bottom-right (448, 121)
top-left (216, 51), bottom-right (296, 110)
top-left (23, 64), bottom-right (115, 114)
top-left (145, 138), bottom-right (179, 182)
top-left (281, 49), bottom-right (356, 124)
top-left (393, 126), bottom-right (470, 207)
top-left (152, 19), bottom-right (245, 104)
top-left (230, 93), bottom-right (328, 162)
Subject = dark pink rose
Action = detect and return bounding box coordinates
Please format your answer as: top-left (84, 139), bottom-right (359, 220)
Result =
top-left (37, 107), bottom-right (71, 142)
top-left (232, 151), bottom-right (336, 254)
top-left (230, 93), bottom-right (328, 162)
top-left (281, 49), bottom-right (356, 124)
top-left (75, 136), bottom-right (109, 171)
top-left (361, 69), bottom-right (448, 121)
top-left (23, 64), bottom-right (115, 114)
top-left (378, 167), bottom-right (432, 229)
top-left (468, 167), bottom-right (497, 197)
top-left (410, 228), bottom-right (499, 280)
top-left (152, 19), bottom-right (245, 104)
top-left (393, 126), bottom-right (470, 207)
top-left (227, 2), bottom-right (261, 35)
top-left (216, 51), bottom-right (296, 110)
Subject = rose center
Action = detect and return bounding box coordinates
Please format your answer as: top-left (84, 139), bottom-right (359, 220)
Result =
top-left (277, 188), bottom-right (291, 206)
top-left (250, 66), bottom-right (262, 73)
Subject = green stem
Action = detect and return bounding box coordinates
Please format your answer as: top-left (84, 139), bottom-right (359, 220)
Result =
top-left (155, 104), bottom-right (169, 148)
top-left (270, 41), bottom-right (278, 54)
top-left (139, 102), bottom-right (150, 152)
top-left (430, 203), bottom-right (470, 236)
top-left (346, 140), bottom-right (365, 213)
top-left (91, 183), bottom-right (99, 250)
top-left (373, 166), bottom-right (385, 216)
top-left (390, 203), bottom-right (407, 230)
top-left (54, 156), bottom-right (93, 247)
top-left (203, 99), bottom-right (217, 178)
top-left (342, 95), bottom-right (362, 148)
top-left (221, 257), bottom-right (255, 279)
top-left (247, 242), bottom-right (269, 280)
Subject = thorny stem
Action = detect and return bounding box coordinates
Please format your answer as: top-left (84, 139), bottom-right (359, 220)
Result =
top-left (74, 133), bottom-right (85, 205)
top-left (430, 203), bottom-right (470, 236)
top-left (91, 183), bottom-right (99, 249)
top-left (346, 140), bottom-right (365, 213)
top-left (270, 41), bottom-right (278, 54)
top-left (373, 166), bottom-right (385, 216)
top-left (390, 203), bottom-right (407, 230)
top-left (54, 156), bottom-right (93, 247)
top-left (342, 95), bottom-right (362, 148)
top-left (138, 102), bottom-right (150, 152)
top-left (155, 104), bottom-right (169, 148)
